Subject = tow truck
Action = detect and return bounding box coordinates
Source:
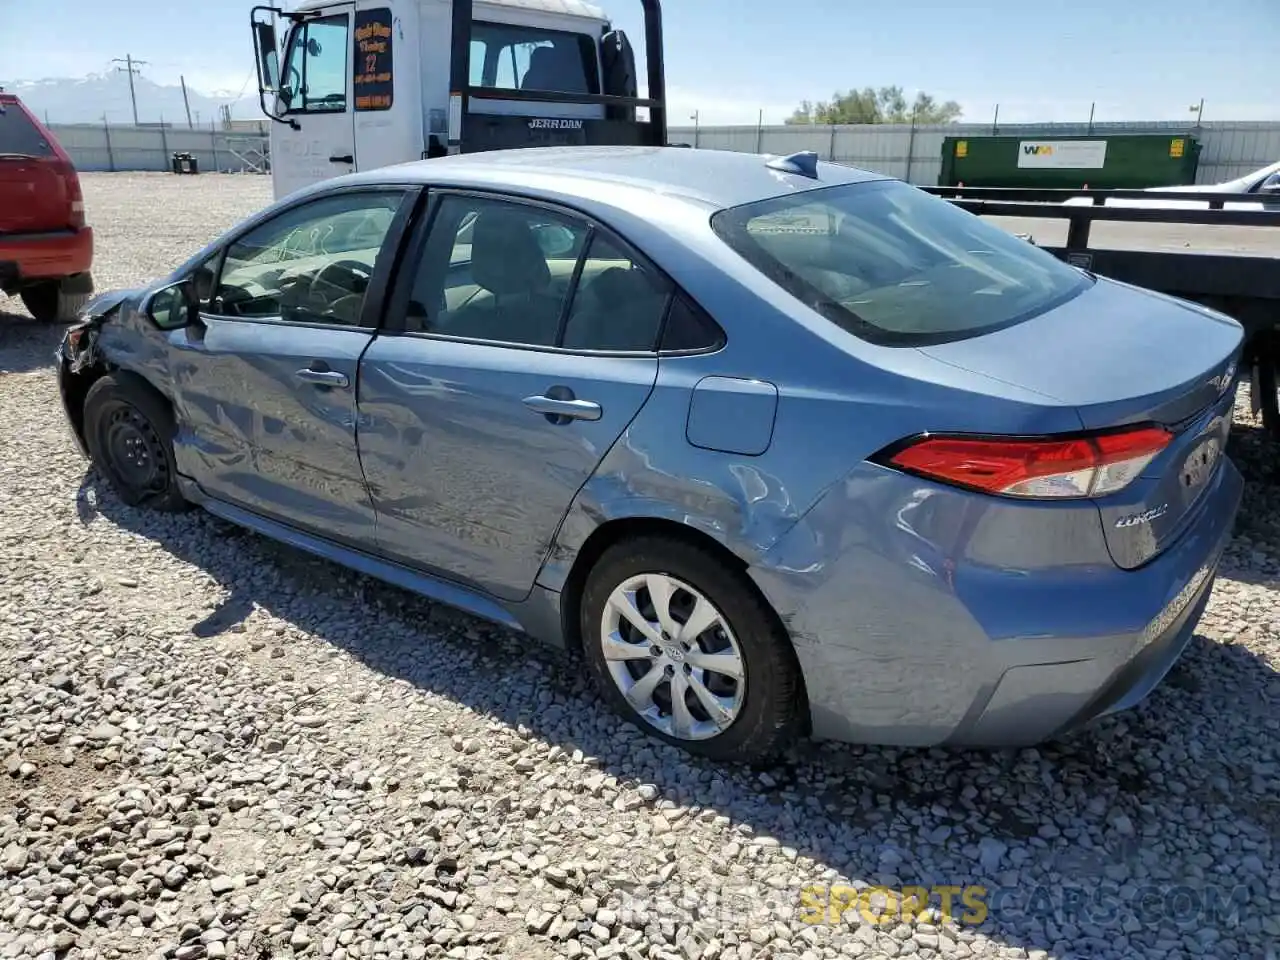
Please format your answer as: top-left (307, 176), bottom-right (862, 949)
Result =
top-left (249, 0), bottom-right (667, 199)
top-left (922, 183), bottom-right (1280, 439)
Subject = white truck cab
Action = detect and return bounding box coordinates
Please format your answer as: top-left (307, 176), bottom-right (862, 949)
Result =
top-left (250, 0), bottom-right (667, 200)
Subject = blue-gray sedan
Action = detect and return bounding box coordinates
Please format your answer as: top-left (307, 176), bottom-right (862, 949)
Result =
top-left (56, 146), bottom-right (1245, 762)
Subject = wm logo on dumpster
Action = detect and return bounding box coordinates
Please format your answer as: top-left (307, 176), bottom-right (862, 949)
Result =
top-left (1023, 145), bottom-right (1055, 156)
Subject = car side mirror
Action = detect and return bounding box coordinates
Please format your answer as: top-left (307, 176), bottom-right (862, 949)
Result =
top-left (144, 280), bottom-right (198, 331)
top-left (1259, 174), bottom-right (1280, 195)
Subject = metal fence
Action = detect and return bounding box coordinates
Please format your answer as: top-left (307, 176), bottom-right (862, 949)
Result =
top-left (48, 122), bottom-right (270, 174)
top-left (47, 118), bottom-right (1280, 185)
top-left (667, 120), bottom-right (1280, 186)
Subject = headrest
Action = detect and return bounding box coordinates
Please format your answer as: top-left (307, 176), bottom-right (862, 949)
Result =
top-left (468, 208), bottom-right (551, 297)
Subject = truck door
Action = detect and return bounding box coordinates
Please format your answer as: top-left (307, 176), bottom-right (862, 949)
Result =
top-left (272, 3), bottom-right (358, 199)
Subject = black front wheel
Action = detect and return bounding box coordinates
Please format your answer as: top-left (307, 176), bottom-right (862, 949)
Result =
top-left (82, 373), bottom-right (187, 512)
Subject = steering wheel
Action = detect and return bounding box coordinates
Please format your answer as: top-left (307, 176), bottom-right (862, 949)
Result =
top-left (305, 259), bottom-right (374, 322)
top-left (281, 65), bottom-right (303, 107)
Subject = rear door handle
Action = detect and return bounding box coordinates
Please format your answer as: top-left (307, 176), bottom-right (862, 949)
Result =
top-left (522, 395), bottom-right (602, 421)
top-left (329, 154), bottom-right (354, 164)
top-left (296, 368), bottom-right (350, 388)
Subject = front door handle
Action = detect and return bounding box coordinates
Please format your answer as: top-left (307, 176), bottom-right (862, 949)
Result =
top-left (296, 368), bottom-right (350, 388)
top-left (329, 154), bottom-right (354, 164)
top-left (522, 395), bottom-right (602, 422)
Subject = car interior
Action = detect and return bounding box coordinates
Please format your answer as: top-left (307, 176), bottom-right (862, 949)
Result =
top-left (415, 205), bottom-right (671, 351)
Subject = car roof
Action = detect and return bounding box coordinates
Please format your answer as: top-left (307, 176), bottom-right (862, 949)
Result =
top-left (342, 146), bottom-right (892, 214)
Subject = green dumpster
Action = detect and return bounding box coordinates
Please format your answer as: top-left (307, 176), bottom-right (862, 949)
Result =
top-left (939, 134), bottom-right (1201, 189)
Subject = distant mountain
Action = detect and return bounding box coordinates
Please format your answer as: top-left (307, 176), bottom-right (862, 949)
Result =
top-left (0, 72), bottom-right (262, 127)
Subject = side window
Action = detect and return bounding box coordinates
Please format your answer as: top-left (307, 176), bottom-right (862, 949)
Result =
top-left (661, 296), bottom-right (725, 352)
top-left (408, 195), bottom-right (589, 346)
top-left (468, 40), bottom-right (486, 86)
top-left (213, 191), bottom-right (405, 327)
top-left (279, 14), bottom-right (349, 114)
top-left (561, 234), bottom-right (672, 351)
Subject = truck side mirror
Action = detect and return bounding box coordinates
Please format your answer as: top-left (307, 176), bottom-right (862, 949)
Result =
top-left (253, 21), bottom-right (280, 91)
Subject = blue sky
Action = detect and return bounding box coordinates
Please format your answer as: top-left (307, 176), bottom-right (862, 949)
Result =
top-left (1, 0), bottom-right (1277, 124)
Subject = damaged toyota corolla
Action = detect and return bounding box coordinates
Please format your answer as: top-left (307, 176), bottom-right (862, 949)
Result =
top-left (56, 146), bottom-right (1246, 763)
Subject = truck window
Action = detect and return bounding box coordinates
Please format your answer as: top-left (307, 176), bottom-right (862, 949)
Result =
top-left (468, 21), bottom-right (599, 95)
top-left (280, 14), bottom-right (349, 113)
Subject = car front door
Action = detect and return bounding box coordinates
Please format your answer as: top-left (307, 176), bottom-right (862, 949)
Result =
top-left (272, 4), bottom-right (358, 199)
top-left (357, 191), bottom-right (672, 601)
top-left (168, 186), bottom-right (417, 546)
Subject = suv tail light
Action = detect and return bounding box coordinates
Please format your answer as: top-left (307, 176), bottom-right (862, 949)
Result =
top-left (49, 159), bottom-right (85, 228)
top-left (880, 425), bottom-right (1173, 499)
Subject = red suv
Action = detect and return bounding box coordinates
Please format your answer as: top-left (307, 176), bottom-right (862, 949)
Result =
top-left (0, 91), bottom-right (93, 322)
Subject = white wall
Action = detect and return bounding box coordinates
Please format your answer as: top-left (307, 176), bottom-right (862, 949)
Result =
top-left (667, 120), bottom-right (1280, 186)
top-left (47, 118), bottom-right (1280, 184)
top-left (49, 123), bottom-right (270, 174)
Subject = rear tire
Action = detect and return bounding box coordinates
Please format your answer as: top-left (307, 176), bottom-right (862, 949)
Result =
top-left (21, 278), bottom-right (91, 323)
top-left (83, 373), bottom-right (188, 512)
top-left (1256, 347), bottom-right (1280, 441)
top-left (579, 535), bottom-right (803, 763)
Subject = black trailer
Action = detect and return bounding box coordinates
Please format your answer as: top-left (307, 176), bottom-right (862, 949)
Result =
top-left (921, 185), bottom-right (1280, 435)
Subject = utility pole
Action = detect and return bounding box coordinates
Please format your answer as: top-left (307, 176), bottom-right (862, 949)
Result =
top-left (112, 54), bottom-right (148, 125)
top-left (180, 75), bottom-right (194, 128)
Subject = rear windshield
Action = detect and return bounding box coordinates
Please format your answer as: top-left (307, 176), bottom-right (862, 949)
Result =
top-left (469, 21), bottom-right (599, 94)
top-left (0, 102), bottom-right (55, 158)
top-left (710, 179), bottom-right (1092, 347)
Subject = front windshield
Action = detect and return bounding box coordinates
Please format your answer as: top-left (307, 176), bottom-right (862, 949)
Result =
top-left (711, 179), bottom-right (1093, 347)
top-left (279, 15), bottom-right (349, 113)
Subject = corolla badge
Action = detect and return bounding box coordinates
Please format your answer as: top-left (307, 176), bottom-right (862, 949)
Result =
top-left (1115, 504), bottom-right (1169, 528)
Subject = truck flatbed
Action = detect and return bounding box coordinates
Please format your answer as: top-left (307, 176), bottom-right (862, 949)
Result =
top-left (984, 218), bottom-right (1280, 258)
top-left (921, 184), bottom-right (1280, 438)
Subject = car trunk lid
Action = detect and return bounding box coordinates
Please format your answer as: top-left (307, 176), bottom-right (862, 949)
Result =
top-left (0, 98), bottom-right (72, 234)
top-left (918, 276), bottom-right (1243, 568)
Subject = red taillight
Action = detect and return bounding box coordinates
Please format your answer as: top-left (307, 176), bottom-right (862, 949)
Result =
top-left (884, 426), bottom-right (1173, 499)
top-left (48, 158), bottom-right (85, 228)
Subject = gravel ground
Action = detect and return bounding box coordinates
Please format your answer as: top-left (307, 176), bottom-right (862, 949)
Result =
top-left (1, 172), bottom-right (1278, 960)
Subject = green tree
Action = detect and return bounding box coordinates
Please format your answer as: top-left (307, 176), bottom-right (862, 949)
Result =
top-left (786, 86), bottom-right (962, 125)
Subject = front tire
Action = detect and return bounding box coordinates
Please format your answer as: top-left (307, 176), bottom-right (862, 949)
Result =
top-left (579, 536), bottom-right (803, 763)
top-left (21, 278), bottom-right (91, 323)
top-left (82, 373), bottom-right (187, 512)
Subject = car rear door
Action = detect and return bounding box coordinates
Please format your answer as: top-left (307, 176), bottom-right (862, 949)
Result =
top-left (356, 190), bottom-right (670, 601)
top-left (168, 185), bottom-right (419, 546)
top-left (271, 3), bottom-right (359, 198)
top-left (0, 98), bottom-right (68, 234)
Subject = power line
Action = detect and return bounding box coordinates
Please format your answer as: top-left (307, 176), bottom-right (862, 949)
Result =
top-left (111, 54), bottom-right (148, 125)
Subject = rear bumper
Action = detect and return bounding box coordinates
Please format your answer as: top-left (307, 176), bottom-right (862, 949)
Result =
top-left (0, 227), bottom-right (94, 284)
top-left (749, 454), bottom-right (1243, 748)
